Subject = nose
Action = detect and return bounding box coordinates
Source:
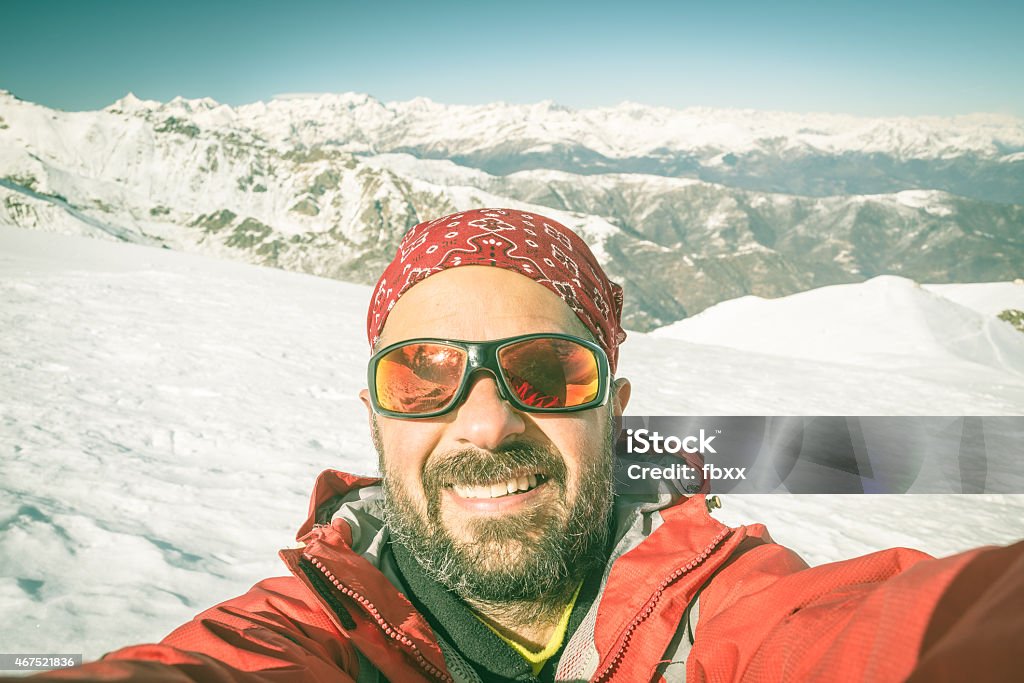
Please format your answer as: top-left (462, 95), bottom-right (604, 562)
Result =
top-left (447, 371), bottom-right (526, 450)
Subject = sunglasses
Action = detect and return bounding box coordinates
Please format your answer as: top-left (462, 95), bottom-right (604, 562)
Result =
top-left (367, 333), bottom-right (611, 418)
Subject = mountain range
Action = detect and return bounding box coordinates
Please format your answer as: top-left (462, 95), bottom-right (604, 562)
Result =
top-left (1, 89), bottom-right (1021, 330)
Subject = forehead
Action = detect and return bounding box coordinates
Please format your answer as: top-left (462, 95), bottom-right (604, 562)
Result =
top-left (378, 267), bottom-right (590, 346)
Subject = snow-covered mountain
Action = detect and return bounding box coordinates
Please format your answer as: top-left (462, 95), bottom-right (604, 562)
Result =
top-left (107, 91), bottom-right (1024, 194)
top-left (1, 227), bottom-right (1022, 662)
top-left (1, 90), bottom-right (1022, 330)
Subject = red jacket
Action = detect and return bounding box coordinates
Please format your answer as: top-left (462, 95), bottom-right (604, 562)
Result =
top-left (24, 470), bottom-right (1024, 682)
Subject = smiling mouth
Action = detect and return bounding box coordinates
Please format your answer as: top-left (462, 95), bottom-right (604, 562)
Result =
top-left (450, 473), bottom-right (549, 499)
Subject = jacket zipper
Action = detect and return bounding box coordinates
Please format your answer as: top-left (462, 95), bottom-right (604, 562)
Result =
top-left (593, 527), bottom-right (732, 683)
top-left (302, 553), bottom-right (454, 683)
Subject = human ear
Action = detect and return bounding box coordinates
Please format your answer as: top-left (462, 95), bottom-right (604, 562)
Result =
top-left (359, 388), bottom-right (373, 422)
top-left (611, 377), bottom-right (631, 416)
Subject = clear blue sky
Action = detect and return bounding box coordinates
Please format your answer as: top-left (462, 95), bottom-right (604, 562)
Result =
top-left (2, 0), bottom-right (1022, 116)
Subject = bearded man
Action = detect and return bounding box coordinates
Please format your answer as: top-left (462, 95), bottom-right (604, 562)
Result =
top-left (15, 208), bottom-right (1023, 682)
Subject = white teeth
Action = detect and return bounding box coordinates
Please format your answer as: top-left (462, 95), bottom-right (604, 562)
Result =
top-left (451, 474), bottom-right (544, 499)
top-left (453, 484), bottom-right (492, 499)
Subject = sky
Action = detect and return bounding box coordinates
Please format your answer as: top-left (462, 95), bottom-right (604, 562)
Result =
top-left (1, 0), bottom-right (1023, 116)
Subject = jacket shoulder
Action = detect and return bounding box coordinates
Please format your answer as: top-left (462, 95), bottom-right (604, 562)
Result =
top-left (22, 577), bottom-right (361, 682)
top-left (158, 576), bottom-right (357, 668)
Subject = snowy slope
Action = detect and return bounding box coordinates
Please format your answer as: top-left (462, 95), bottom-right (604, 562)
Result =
top-left (1, 227), bottom-right (1022, 662)
top-left (651, 276), bottom-right (1024, 379)
top-left (924, 281), bottom-right (1024, 317)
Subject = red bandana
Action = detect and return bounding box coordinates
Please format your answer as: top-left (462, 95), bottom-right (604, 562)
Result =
top-left (367, 208), bottom-right (626, 371)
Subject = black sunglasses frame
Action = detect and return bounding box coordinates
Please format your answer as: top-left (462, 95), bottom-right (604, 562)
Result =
top-left (367, 333), bottom-right (611, 419)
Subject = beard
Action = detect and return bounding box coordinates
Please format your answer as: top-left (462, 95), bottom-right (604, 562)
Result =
top-left (375, 414), bottom-right (615, 610)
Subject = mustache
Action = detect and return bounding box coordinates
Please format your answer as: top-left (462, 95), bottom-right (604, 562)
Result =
top-left (423, 442), bottom-right (567, 490)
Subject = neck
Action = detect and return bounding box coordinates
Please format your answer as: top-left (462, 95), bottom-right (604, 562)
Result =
top-left (465, 582), bottom-right (577, 650)
top-left (466, 598), bottom-right (565, 651)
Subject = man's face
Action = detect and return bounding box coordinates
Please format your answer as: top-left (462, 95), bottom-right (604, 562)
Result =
top-left (360, 267), bottom-right (630, 605)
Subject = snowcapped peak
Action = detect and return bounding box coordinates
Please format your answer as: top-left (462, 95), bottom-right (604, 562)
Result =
top-left (895, 189), bottom-right (944, 204)
top-left (274, 91), bottom-right (380, 107)
top-left (317, 92), bottom-right (362, 104)
top-left (614, 100), bottom-right (653, 111)
top-left (894, 189), bottom-right (954, 216)
top-left (164, 95), bottom-right (222, 113)
top-left (403, 95), bottom-right (436, 107)
top-left (270, 92), bottom-right (320, 102)
top-left (336, 92), bottom-right (384, 108)
top-left (860, 274), bottom-right (919, 289)
top-left (105, 92), bottom-right (161, 114)
top-left (532, 99), bottom-right (572, 113)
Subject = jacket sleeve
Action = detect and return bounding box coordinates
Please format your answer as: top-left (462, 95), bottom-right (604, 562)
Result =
top-left (687, 539), bottom-right (1024, 682)
top-left (16, 577), bottom-right (361, 683)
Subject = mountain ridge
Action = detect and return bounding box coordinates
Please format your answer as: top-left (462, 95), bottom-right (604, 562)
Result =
top-left (1, 91), bottom-right (1021, 330)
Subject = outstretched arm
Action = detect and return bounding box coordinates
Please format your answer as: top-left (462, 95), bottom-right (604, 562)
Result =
top-left (11, 577), bottom-right (361, 683)
top-left (689, 539), bottom-right (1024, 682)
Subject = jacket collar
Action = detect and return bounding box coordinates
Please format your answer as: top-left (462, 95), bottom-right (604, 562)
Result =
top-left (283, 469), bottom-right (750, 682)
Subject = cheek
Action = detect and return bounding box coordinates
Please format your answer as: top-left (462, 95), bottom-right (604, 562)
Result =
top-left (378, 420), bottom-right (442, 484)
top-left (537, 412), bottom-right (610, 490)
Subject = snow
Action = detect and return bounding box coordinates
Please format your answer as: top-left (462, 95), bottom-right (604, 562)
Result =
top-left (3, 91), bottom-right (1020, 306)
top-left (10, 90), bottom-right (1024, 174)
top-left (894, 189), bottom-right (954, 216)
top-left (1, 227), bottom-right (1022, 663)
top-left (924, 281), bottom-right (1024, 317)
top-left (651, 275), bottom-right (1024, 382)
top-left (104, 93), bottom-right (161, 114)
top-left (712, 494), bottom-right (1023, 567)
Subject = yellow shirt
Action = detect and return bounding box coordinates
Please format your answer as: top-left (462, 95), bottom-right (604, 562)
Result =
top-left (476, 582), bottom-right (584, 676)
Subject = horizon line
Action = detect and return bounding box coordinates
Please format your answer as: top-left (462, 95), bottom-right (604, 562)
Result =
top-left (3, 87), bottom-right (1021, 122)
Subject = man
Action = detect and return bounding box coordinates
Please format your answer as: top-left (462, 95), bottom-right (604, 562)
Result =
top-left (17, 208), bottom-right (1024, 682)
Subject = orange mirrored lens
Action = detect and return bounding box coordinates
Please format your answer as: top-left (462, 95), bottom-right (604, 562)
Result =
top-left (498, 338), bottom-right (600, 409)
top-left (375, 343), bottom-right (467, 414)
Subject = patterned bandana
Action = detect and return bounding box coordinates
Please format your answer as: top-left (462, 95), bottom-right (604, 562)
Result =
top-left (367, 208), bottom-right (627, 371)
